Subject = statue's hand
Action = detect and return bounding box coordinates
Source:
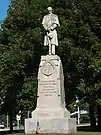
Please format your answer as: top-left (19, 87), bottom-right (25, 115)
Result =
top-left (47, 28), bottom-right (51, 33)
top-left (50, 26), bottom-right (54, 31)
top-left (48, 32), bottom-right (53, 39)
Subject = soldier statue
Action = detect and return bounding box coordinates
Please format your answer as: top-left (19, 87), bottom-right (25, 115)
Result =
top-left (42, 7), bottom-right (60, 55)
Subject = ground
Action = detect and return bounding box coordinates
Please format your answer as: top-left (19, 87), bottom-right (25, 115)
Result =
top-left (7, 132), bottom-right (101, 135)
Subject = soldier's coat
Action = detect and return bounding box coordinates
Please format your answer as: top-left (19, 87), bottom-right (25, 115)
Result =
top-left (42, 13), bottom-right (60, 46)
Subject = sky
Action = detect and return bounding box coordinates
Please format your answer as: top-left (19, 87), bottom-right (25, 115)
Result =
top-left (0, 0), bottom-right (11, 21)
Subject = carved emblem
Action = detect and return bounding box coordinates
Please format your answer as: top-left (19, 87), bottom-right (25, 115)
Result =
top-left (42, 62), bottom-right (54, 76)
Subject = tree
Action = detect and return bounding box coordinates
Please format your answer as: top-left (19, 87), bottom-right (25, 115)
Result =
top-left (52, 0), bottom-right (101, 127)
top-left (0, 0), bottom-right (49, 131)
top-left (0, 0), bottom-right (101, 129)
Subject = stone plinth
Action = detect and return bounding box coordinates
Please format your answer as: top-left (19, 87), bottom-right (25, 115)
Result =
top-left (25, 118), bottom-right (76, 134)
top-left (25, 55), bottom-right (76, 133)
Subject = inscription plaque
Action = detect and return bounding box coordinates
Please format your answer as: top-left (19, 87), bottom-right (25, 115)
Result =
top-left (39, 80), bottom-right (57, 96)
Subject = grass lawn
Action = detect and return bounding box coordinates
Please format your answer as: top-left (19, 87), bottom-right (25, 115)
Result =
top-left (7, 132), bottom-right (101, 135)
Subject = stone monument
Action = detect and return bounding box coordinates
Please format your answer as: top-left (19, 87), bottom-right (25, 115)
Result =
top-left (25, 7), bottom-right (76, 134)
top-left (42, 6), bottom-right (60, 55)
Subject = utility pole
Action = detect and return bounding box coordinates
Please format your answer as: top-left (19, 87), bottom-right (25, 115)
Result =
top-left (76, 98), bottom-right (80, 125)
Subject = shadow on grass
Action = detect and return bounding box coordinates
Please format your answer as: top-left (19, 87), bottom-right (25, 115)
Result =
top-left (77, 125), bottom-right (101, 132)
top-left (0, 129), bottom-right (24, 135)
top-left (0, 126), bottom-right (101, 135)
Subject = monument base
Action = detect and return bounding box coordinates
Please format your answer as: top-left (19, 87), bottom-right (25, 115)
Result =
top-left (25, 55), bottom-right (76, 134)
top-left (25, 117), bottom-right (76, 134)
top-left (32, 107), bottom-right (70, 118)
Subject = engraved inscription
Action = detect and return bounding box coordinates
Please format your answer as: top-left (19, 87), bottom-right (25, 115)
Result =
top-left (39, 80), bottom-right (57, 96)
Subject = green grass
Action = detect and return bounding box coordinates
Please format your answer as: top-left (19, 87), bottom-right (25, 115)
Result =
top-left (7, 132), bottom-right (101, 135)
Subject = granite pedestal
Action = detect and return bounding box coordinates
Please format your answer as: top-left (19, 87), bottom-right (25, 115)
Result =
top-left (25, 55), bottom-right (76, 134)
